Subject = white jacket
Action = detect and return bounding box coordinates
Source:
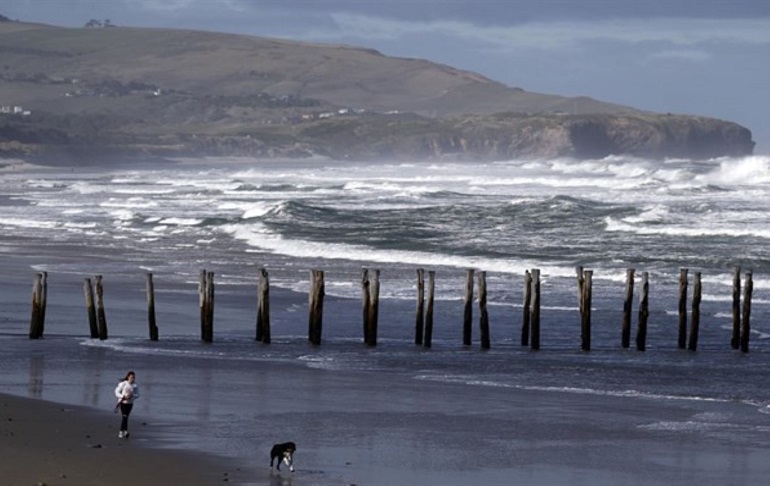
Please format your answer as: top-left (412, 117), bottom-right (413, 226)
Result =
top-left (114, 380), bottom-right (140, 404)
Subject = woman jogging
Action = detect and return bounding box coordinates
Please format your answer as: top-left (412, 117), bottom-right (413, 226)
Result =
top-left (114, 371), bottom-right (139, 438)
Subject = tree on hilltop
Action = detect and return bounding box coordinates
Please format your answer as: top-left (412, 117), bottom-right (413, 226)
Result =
top-left (84, 18), bottom-right (116, 28)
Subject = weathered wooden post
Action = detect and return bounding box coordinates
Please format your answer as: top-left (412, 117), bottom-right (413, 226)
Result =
top-left (366, 269), bottom-right (380, 347)
top-left (521, 270), bottom-right (531, 346)
top-left (688, 272), bottom-right (701, 351)
top-left (575, 266), bottom-right (584, 318)
top-left (678, 268), bottom-right (688, 349)
top-left (256, 268), bottom-right (270, 344)
top-left (424, 271), bottom-right (435, 348)
top-left (199, 269), bottom-right (207, 341)
top-left (740, 271), bottom-right (753, 353)
top-left (361, 268), bottom-right (370, 343)
top-left (146, 273), bottom-right (159, 341)
top-left (731, 266), bottom-right (741, 349)
top-left (198, 271), bottom-right (214, 343)
top-left (207, 271), bottom-right (216, 342)
top-left (206, 272), bottom-right (215, 342)
top-left (95, 275), bottom-right (108, 341)
top-left (83, 277), bottom-right (98, 338)
top-left (28, 273), bottom-right (43, 339)
top-left (621, 268), bottom-right (635, 348)
top-left (308, 270), bottom-right (325, 345)
top-left (415, 268), bottom-right (425, 345)
top-left (580, 270), bottom-right (592, 352)
top-left (39, 272), bottom-right (47, 336)
top-left (530, 269), bottom-right (541, 350)
top-left (478, 271), bottom-right (490, 350)
top-left (463, 269), bottom-right (474, 345)
top-left (636, 272), bottom-right (649, 351)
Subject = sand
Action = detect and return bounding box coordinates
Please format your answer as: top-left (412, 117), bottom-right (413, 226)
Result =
top-left (0, 393), bottom-right (268, 486)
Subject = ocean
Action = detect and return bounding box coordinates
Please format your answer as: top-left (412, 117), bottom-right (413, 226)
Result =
top-left (2, 155), bottom-right (770, 485)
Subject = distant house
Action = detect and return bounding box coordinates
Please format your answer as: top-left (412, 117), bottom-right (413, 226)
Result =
top-left (0, 105), bottom-right (31, 116)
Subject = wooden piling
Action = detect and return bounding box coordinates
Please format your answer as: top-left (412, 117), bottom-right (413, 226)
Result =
top-left (308, 270), bottom-right (325, 345)
top-left (678, 268), bottom-right (688, 349)
top-left (621, 268), bottom-right (635, 348)
top-left (208, 271), bottom-right (216, 342)
top-left (199, 269), bottom-right (207, 341)
top-left (575, 266), bottom-right (584, 319)
top-left (463, 269), bottom-right (474, 345)
top-left (424, 271), bottom-right (435, 348)
top-left (636, 272), bottom-right (649, 351)
top-left (39, 272), bottom-right (47, 336)
top-left (478, 271), bottom-right (490, 350)
top-left (83, 278), bottom-right (99, 338)
top-left (740, 271), bottom-right (753, 353)
top-left (580, 270), bottom-right (592, 352)
top-left (530, 269), bottom-right (541, 350)
top-left (28, 273), bottom-right (43, 339)
top-left (361, 268), bottom-right (370, 343)
top-left (731, 266), bottom-right (741, 349)
top-left (688, 272), bottom-right (701, 352)
top-left (366, 269), bottom-right (380, 347)
top-left (415, 268), bottom-right (425, 345)
top-left (521, 270), bottom-right (531, 346)
top-left (95, 275), bottom-right (108, 341)
top-left (199, 271), bottom-right (214, 343)
top-left (146, 273), bottom-right (159, 341)
top-left (256, 268), bottom-right (270, 344)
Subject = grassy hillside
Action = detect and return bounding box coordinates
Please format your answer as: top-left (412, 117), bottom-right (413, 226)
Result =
top-left (0, 20), bottom-right (634, 117)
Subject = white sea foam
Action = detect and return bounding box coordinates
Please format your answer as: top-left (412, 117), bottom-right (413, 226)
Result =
top-left (697, 155), bottom-right (770, 186)
top-left (157, 217), bottom-right (203, 226)
top-left (638, 421), bottom-right (737, 432)
top-left (415, 374), bottom-right (729, 403)
top-left (0, 217), bottom-right (59, 229)
top-left (604, 216), bottom-right (770, 239)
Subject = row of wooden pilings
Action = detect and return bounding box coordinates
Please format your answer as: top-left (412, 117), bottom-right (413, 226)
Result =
top-left (27, 266), bottom-right (755, 352)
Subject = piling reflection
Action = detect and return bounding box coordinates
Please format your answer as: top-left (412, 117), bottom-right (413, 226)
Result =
top-left (28, 355), bottom-right (44, 398)
top-left (82, 345), bottom-right (107, 406)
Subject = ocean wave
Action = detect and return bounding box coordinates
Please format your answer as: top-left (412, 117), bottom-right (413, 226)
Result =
top-left (220, 221), bottom-right (575, 276)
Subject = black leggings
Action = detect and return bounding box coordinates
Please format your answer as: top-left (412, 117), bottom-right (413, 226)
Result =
top-left (120, 402), bottom-right (134, 431)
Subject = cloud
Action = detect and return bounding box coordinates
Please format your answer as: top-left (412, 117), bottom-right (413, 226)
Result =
top-left (125, 0), bottom-right (249, 14)
top-left (317, 14), bottom-right (770, 51)
top-left (650, 49), bottom-right (711, 62)
top-left (125, 0), bottom-right (197, 12)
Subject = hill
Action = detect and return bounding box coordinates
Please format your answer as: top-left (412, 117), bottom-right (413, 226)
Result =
top-left (0, 19), bottom-right (755, 162)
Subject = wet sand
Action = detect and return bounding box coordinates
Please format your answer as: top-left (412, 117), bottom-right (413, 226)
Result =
top-left (0, 393), bottom-right (266, 485)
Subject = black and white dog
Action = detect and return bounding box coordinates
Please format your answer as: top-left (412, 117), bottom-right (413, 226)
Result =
top-left (270, 441), bottom-right (296, 472)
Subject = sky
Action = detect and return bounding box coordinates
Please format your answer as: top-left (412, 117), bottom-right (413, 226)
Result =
top-left (4, 0), bottom-right (770, 154)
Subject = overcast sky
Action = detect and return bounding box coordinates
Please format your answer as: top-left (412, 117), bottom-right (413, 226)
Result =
top-left (4, 0), bottom-right (770, 154)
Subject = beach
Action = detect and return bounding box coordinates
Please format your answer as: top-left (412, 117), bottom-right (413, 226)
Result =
top-left (0, 393), bottom-right (263, 486)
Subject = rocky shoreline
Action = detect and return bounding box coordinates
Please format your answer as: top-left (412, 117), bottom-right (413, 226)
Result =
top-left (0, 111), bottom-right (755, 163)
